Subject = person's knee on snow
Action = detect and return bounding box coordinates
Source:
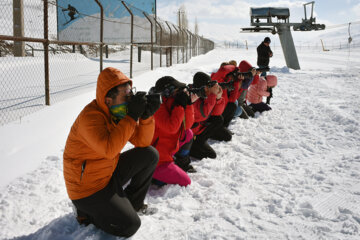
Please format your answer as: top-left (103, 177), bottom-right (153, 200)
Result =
top-left (152, 162), bottom-right (191, 186)
top-left (63, 67), bottom-right (160, 237)
top-left (104, 213), bottom-right (141, 237)
top-left (138, 146), bottom-right (159, 167)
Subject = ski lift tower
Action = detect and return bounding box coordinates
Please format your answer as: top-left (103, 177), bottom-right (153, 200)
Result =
top-left (241, 1), bottom-right (325, 70)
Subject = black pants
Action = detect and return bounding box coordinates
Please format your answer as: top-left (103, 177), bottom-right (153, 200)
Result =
top-left (195, 115), bottom-right (223, 144)
top-left (72, 146), bottom-right (159, 238)
top-left (222, 102), bottom-right (237, 127)
top-left (250, 102), bottom-right (272, 113)
top-left (190, 116), bottom-right (223, 159)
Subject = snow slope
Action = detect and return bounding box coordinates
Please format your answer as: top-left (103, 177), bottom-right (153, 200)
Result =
top-left (0, 46), bottom-right (360, 240)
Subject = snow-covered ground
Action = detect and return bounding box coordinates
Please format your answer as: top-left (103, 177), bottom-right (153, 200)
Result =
top-left (0, 45), bottom-right (360, 239)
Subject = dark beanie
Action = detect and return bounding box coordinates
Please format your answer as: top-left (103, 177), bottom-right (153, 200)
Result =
top-left (193, 72), bottom-right (211, 88)
top-left (264, 37), bottom-right (271, 43)
top-left (155, 76), bottom-right (186, 93)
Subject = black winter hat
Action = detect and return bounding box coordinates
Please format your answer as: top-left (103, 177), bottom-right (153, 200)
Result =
top-left (193, 72), bottom-right (211, 88)
top-left (264, 37), bottom-right (271, 43)
top-left (155, 76), bottom-right (186, 93)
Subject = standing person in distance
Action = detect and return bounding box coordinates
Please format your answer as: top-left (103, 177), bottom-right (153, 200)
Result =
top-left (257, 37), bottom-right (273, 77)
top-left (63, 67), bottom-right (160, 238)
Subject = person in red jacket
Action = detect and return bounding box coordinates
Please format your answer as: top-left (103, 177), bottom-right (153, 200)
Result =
top-left (189, 72), bottom-right (225, 160)
top-left (236, 60), bottom-right (258, 119)
top-left (210, 64), bottom-right (243, 140)
top-left (151, 76), bottom-right (197, 187)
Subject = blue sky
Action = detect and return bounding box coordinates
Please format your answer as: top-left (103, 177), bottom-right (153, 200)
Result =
top-left (156, 0), bottom-right (360, 43)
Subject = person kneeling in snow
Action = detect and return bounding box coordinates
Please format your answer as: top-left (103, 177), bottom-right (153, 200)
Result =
top-left (246, 74), bottom-right (277, 113)
top-left (235, 60), bottom-right (259, 119)
top-left (210, 64), bottom-right (243, 140)
top-left (150, 76), bottom-right (197, 187)
top-left (63, 67), bottom-right (160, 238)
top-left (189, 72), bottom-right (225, 160)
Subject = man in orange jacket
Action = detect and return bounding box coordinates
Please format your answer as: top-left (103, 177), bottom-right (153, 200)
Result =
top-left (63, 67), bottom-right (160, 237)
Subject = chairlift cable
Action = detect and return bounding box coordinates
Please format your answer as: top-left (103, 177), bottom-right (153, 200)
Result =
top-left (326, 20), bottom-right (360, 29)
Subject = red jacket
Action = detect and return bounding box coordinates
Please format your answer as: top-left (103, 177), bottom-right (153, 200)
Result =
top-left (211, 65), bottom-right (240, 104)
top-left (152, 97), bottom-right (194, 165)
top-left (191, 93), bottom-right (225, 135)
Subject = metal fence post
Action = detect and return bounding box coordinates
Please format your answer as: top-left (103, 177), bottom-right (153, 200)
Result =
top-left (94, 0), bottom-right (104, 72)
top-left (121, 1), bottom-right (134, 78)
top-left (154, 18), bottom-right (162, 67)
top-left (143, 12), bottom-right (153, 70)
top-left (187, 30), bottom-right (192, 59)
top-left (43, 0), bottom-right (50, 105)
top-left (13, 0), bottom-right (25, 57)
top-left (197, 35), bottom-right (200, 56)
top-left (183, 30), bottom-right (188, 62)
top-left (180, 30), bottom-right (184, 63)
top-left (172, 24), bottom-right (180, 64)
top-left (165, 21), bottom-right (172, 66)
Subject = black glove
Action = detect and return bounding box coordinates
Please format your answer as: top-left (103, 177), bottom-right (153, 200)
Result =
top-left (174, 91), bottom-right (191, 109)
top-left (141, 94), bottom-right (161, 119)
top-left (127, 92), bottom-right (147, 121)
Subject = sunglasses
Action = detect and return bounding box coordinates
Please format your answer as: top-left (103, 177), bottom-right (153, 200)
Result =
top-left (119, 87), bottom-right (136, 96)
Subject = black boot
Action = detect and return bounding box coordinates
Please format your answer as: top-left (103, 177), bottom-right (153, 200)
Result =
top-left (243, 104), bottom-right (255, 118)
top-left (174, 155), bottom-right (197, 173)
top-left (203, 141), bottom-right (216, 158)
top-left (190, 140), bottom-right (216, 160)
top-left (239, 106), bottom-right (249, 119)
top-left (209, 126), bottom-right (232, 141)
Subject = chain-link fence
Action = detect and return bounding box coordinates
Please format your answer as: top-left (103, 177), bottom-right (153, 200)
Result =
top-left (0, 0), bottom-right (214, 126)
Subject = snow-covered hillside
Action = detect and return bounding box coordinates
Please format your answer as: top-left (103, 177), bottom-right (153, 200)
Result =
top-left (0, 45), bottom-right (360, 240)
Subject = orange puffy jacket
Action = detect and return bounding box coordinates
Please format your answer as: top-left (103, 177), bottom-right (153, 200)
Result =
top-left (63, 67), bottom-right (155, 200)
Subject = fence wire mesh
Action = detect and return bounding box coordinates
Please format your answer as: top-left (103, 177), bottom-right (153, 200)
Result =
top-left (0, 0), bottom-right (214, 126)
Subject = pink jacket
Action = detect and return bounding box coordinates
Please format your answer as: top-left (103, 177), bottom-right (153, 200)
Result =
top-left (246, 77), bottom-right (270, 104)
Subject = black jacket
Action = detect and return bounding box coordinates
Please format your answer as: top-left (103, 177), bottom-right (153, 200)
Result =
top-left (257, 42), bottom-right (273, 66)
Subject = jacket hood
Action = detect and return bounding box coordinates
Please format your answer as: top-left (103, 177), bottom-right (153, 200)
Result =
top-left (238, 60), bottom-right (253, 72)
top-left (211, 65), bottom-right (237, 82)
top-left (96, 67), bottom-right (132, 115)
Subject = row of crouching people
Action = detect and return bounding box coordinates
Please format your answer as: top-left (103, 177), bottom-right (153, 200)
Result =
top-left (150, 59), bottom-right (278, 187)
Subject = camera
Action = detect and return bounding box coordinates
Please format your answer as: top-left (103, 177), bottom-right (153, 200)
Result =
top-left (256, 66), bottom-right (270, 72)
top-left (236, 67), bottom-right (269, 79)
top-left (148, 86), bottom-right (176, 98)
top-left (218, 81), bottom-right (235, 91)
top-left (133, 90), bottom-right (162, 104)
top-left (207, 80), bottom-right (218, 88)
top-left (187, 84), bottom-right (207, 99)
top-left (237, 71), bottom-right (253, 79)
